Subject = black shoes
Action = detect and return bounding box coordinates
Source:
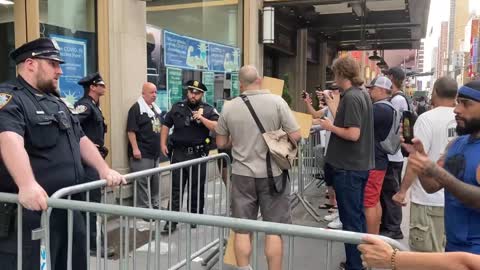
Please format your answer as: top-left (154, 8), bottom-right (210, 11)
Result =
top-left (380, 230), bottom-right (404, 240)
top-left (161, 222), bottom-right (177, 234)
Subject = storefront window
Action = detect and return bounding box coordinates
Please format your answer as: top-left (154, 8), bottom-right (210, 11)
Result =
top-left (40, 0), bottom-right (97, 105)
top-left (146, 0), bottom-right (243, 111)
top-left (0, 1), bottom-right (16, 83)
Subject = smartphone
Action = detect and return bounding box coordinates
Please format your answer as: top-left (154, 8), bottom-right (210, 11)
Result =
top-left (301, 91), bottom-right (307, 99)
top-left (402, 111), bottom-right (415, 144)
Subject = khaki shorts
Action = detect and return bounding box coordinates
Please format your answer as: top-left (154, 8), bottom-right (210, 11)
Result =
top-left (231, 174), bottom-right (292, 234)
top-left (409, 202), bottom-right (445, 252)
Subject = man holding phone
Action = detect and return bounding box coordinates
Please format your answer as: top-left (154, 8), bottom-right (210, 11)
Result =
top-left (318, 56), bottom-right (374, 270)
top-left (393, 77), bottom-right (458, 252)
top-left (404, 80), bottom-right (480, 254)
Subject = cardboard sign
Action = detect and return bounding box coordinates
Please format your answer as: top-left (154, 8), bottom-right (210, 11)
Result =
top-left (223, 230), bottom-right (238, 266)
top-left (262, 76), bottom-right (284, 96)
top-left (292, 111), bottom-right (313, 139)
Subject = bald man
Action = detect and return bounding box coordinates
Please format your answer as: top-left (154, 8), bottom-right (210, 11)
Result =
top-left (216, 65), bottom-right (301, 270)
top-left (127, 82), bottom-right (162, 208)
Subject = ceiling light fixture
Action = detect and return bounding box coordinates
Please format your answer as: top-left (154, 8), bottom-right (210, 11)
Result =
top-left (369, 50), bottom-right (382, 61)
top-left (0, 0), bottom-right (14, 5)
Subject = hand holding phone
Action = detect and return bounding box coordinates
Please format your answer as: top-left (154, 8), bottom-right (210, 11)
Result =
top-left (402, 111), bottom-right (415, 144)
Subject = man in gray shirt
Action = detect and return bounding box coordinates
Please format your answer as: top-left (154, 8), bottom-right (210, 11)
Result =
top-left (318, 56), bottom-right (374, 270)
top-left (216, 65), bottom-right (301, 270)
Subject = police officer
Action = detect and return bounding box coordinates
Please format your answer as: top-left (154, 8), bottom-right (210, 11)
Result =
top-left (75, 72), bottom-right (114, 257)
top-left (0, 37), bottom-right (125, 270)
top-left (160, 80), bottom-right (219, 233)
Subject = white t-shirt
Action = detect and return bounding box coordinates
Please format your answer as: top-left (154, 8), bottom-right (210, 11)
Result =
top-left (322, 107), bottom-right (334, 155)
top-left (388, 94), bottom-right (409, 162)
top-left (410, 106), bottom-right (457, 206)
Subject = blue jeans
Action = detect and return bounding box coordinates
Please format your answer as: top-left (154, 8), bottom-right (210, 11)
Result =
top-left (332, 168), bottom-right (369, 270)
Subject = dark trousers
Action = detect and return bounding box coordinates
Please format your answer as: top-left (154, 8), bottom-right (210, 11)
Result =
top-left (380, 161), bottom-right (404, 233)
top-left (82, 166), bottom-right (102, 247)
top-left (332, 168), bottom-right (369, 270)
top-left (169, 149), bottom-right (207, 216)
top-left (0, 209), bottom-right (86, 270)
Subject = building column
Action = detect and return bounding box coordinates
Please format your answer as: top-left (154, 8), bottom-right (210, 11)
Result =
top-left (243, 0), bottom-right (264, 74)
top-left (293, 28), bottom-right (308, 111)
top-left (318, 41), bottom-right (328, 90)
top-left (108, 0), bottom-right (147, 172)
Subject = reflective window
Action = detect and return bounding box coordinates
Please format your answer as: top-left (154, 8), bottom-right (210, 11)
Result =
top-left (0, 1), bottom-right (16, 82)
top-left (40, 0), bottom-right (98, 104)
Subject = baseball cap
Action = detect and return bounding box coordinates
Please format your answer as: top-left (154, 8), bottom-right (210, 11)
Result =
top-left (366, 76), bottom-right (392, 90)
top-left (385, 67), bottom-right (406, 81)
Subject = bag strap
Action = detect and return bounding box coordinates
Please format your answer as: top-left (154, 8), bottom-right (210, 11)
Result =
top-left (241, 95), bottom-right (288, 194)
top-left (240, 95), bottom-right (266, 134)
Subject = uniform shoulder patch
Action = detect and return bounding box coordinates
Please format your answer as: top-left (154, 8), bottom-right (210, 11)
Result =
top-left (74, 104), bottom-right (88, 114)
top-left (0, 93), bottom-right (13, 110)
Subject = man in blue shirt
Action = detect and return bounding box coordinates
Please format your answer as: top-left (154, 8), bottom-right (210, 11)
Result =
top-left (406, 80), bottom-right (480, 254)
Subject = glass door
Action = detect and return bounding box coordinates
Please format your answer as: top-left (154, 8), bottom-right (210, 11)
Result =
top-left (0, 0), bottom-right (17, 82)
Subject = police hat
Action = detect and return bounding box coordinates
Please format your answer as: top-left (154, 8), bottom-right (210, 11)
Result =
top-left (9, 37), bottom-right (64, 64)
top-left (186, 80), bottom-right (207, 93)
top-left (78, 72), bottom-right (105, 87)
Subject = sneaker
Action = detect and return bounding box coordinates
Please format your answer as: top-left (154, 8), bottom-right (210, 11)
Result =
top-left (327, 217), bottom-right (342, 229)
top-left (324, 211), bottom-right (339, 222)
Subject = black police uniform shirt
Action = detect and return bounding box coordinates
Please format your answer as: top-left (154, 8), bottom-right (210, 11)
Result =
top-left (163, 100), bottom-right (219, 146)
top-left (127, 102), bottom-right (161, 159)
top-left (0, 76), bottom-right (85, 195)
top-left (74, 96), bottom-right (106, 147)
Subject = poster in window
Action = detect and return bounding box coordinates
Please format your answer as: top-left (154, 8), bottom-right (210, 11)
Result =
top-left (50, 34), bottom-right (87, 105)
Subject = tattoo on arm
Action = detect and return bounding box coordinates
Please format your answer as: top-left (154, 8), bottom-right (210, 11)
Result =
top-left (422, 163), bottom-right (480, 209)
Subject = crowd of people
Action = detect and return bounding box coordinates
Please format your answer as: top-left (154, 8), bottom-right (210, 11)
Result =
top-left (302, 56), bottom-right (480, 270)
top-left (1, 36), bottom-right (480, 270)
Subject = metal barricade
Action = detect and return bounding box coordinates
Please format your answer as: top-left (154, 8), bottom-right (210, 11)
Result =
top-left (288, 130), bottom-right (326, 221)
top-left (0, 192), bottom-right (408, 270)
top-left (37, 154), bottom-right (231, 270)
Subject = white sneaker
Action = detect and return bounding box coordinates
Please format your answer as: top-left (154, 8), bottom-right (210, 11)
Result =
top-left (324, 211), bottom-right (339, 222)
top-left (327, 217), bottom-right (342, 229)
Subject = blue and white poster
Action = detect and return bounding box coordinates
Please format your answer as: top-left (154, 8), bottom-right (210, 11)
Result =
top-left (164, 31), bottom-right (209, 71)
top-left (50, 34), bottom-right (87, 105)
top-left (208, 43), bottom-right (240, 72)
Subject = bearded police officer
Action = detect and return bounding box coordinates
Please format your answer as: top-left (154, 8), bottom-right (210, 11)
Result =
top-left (0, 37), bottom-right (125, 270)
top-left (75, 72), bottom-right (114, 257)
top-left (160, 80), bottom-right (219, 233)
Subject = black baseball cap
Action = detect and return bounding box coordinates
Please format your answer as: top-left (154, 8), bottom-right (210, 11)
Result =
top-left (385, 67), bottom-right (406, 81)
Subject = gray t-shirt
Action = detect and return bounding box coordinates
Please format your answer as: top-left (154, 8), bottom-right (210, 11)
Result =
top-left (326, 87), bottom-right (375, 171)
top-left (215, 90), bottom-right (300, 178)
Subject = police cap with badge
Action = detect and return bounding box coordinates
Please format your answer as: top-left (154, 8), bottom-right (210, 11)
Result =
top-left (78, 72), bottom-right (106, 88)
top-left (186, 80), bottom-right (208, 93)
top-left (9, 37), bottom-right (64, 64)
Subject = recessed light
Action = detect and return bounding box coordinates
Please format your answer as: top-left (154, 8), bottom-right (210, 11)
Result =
top-left (0, 0), bottom-right (14, 5)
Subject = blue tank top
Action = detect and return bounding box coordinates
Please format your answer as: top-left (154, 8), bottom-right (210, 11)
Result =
top-left (444, 135), bottom-right (480, 254)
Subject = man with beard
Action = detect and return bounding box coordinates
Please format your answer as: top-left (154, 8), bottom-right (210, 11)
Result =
top-left (0, 38), bottom-right (125, 270)
top-left (127, 82), bottom-right (162, 209)
top-left (405, 80), bottom-right (480, 254)
top-left (160, 80), bottom-right (219, 233)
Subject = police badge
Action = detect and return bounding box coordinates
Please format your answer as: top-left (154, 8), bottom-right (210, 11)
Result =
top-left (0, 93), bottom-right (12, 110)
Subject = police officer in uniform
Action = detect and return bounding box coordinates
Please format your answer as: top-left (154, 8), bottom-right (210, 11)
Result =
top-left (75, 72), bottom-right (114, 257)
top-left (160, 80), bottom-right (219, 233)
top-left (0, 37), bottom-right (125, 270)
